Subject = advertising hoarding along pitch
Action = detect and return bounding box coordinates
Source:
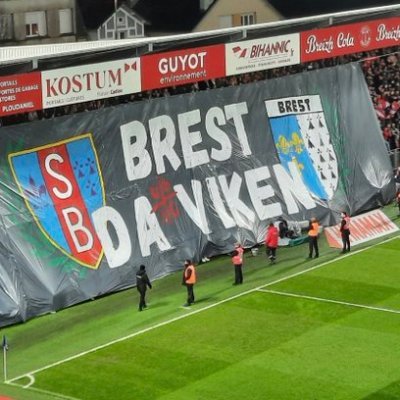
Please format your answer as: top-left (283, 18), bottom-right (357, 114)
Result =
top-left (141, 44), bottom-right (225, 91)
top-left (0, 72), bottom-right (42, 117)
top-left (301, 17), bottom-right (400, 62)
top-left (225, 33), bottom-right (300, 76)
top-left (41, 58), bottom-right (141, 109)
top-left (324, 209), bottom-right (399, 248)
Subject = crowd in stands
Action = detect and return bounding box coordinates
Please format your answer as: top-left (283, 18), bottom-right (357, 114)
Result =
top-left (1, 46), bottom-right (400, 150)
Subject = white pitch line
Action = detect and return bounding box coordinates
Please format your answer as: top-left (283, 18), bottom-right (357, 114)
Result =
top-left (7, 381), bottom-right (81, 400)
top-left (258, 289), bottom-right (400, 315)
top-left (7, 234), bottom-right (400, 385)
top-left (23, 373), bottom-right (35, 388)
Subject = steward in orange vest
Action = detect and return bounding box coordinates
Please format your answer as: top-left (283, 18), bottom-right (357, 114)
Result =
top-left (231, 249), bottom-right (243, 285)
top-left (308, 217), bottom-right (319, 259)
top-left (340, 211), bottom-right (351, 253)
top-left (182, 260), bottom-right (196, 307)
top-left (234, 243), bottom-right (244, 259)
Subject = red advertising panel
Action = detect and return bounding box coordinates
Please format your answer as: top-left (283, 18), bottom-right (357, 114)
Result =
top-left (0, 72), bottom-right (42, 117)
top-left (141, 44), bottom-right (225, 91)
top-left (301, 17), bottom-right (400, 62)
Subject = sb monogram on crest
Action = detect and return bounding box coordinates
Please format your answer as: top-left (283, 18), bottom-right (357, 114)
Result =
top-left (9, 134), bottom-right (105, 269)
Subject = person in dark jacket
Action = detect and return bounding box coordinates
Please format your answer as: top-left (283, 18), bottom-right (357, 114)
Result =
top-left (339, 211), bottom-right (351, 253)
top-left (396, 190), bottom-right (400, 216)
top-left (136, 265), bottom-right (152, 311)
top-left (308, 217), bottom-right (320, 258)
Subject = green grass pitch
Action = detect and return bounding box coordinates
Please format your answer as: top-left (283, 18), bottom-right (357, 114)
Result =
top-left (1, 207), bottom-right (400, 400)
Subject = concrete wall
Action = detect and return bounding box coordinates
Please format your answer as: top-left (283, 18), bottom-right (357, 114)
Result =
top-left (193, 0), bottom-right (281, 32)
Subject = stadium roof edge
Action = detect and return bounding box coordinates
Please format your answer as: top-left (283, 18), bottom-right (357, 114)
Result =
top-left (0, 3), bottom-right (399, 66)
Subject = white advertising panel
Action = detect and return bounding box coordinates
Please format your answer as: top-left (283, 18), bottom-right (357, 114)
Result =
top-left (42, 58), bottom-right (141, 109)
top-left (225, 33), bottom-right (300, 76)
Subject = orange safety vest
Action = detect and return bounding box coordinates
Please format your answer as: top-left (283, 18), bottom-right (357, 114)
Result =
top-left (308, 221), bottom-right (319, 237)
top-left (185, 264), bottom-right (196, 284)
top-left (232, 254), bottom-right (242, 266)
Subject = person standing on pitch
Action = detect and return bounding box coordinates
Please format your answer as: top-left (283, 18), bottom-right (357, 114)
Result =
top-left (231, 249), bottom-right (243, 285)
top-left (136, 265), bottom-right (152, 312)
top-left (308, 217), bottom-right (319, 258)
top-left (396, 190), bottom-right (400, 216)
top-left (234, 242), bottom-right (244, 259)
top-left (340, 211), bottom-right (351, 253)
top-left (265, 222), bottom-right (279, 264)
top-left (182, 260), bottom-right (196, 306)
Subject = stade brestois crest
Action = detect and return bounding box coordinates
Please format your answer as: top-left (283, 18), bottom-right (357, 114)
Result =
top-left (9, 134), bottom-right (104, 269)
top-left (266, 95), bottom-right (338, 201)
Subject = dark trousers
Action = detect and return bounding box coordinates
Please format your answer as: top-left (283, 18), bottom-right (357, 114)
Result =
top-left (234, 264), bottom-right (243, 284)
top-left (341, 230), bottom-right (351, 252)
top-left (186, 284), bottom-right (195, 304)
top-left (266, 246), bottom-right (277, 261)
top-left (308, 236), bottom-right (319, 258)
top-left (137, 286), bottom-right (147, 311)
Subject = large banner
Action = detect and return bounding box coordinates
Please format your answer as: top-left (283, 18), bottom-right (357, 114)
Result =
top-left (0, 64), bottom-right (394, 326)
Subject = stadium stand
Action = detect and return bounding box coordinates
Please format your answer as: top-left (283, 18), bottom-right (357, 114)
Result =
top-left (1, 46), bottom-right (399, 150)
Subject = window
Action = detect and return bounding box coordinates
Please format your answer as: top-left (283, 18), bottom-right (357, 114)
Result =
top-left (59, 9), bottom-right (73, 34)
top-left (0, 14), bottom-right (13, 40)
top-left (219, 15), bottom-right (232, 29)
top-left (25, 11), bottom-right (46, 37)
top-left (137, 23), bottom-right (143, 36)
top-left (240, 13), bottom-right (256, 26)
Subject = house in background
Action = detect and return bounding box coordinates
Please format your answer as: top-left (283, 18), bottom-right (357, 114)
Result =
top-left (97, 3), bottom-right (147, 40)
top-left (90, 0), bottom-right (281, 40)
top-left (87, 0), bottom-right (214, 39)
top-left (126, 0), bottom-right (211, 37)
top-left (0, 0), bottom-right (85, 45)
top-left (193, 0), bottom-right (282, 32)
